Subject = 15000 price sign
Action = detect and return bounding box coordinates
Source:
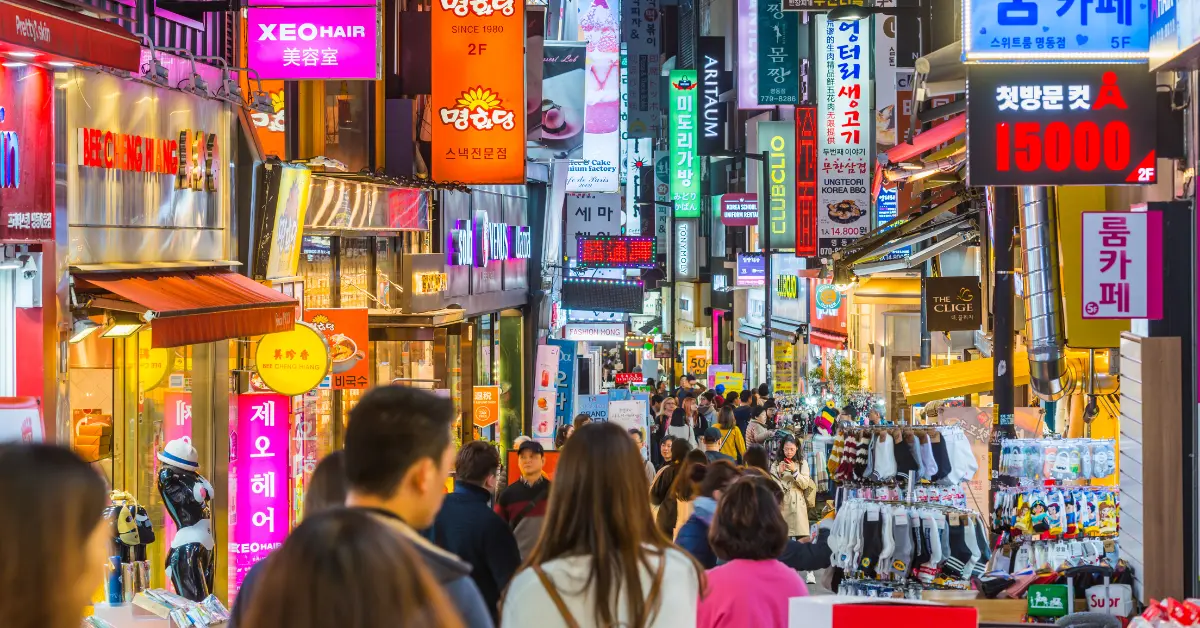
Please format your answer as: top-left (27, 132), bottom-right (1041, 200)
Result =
top-left (967, 65), bottom-right (1156, 187)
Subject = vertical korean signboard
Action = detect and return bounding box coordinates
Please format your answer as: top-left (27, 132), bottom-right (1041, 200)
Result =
top-left (570, 0), bottom-right (622, 191)
top-left (547, 338), bottom-right (577, 431)
top-left (430, 0), bottom-right (526, 184)
top-left (816, 16), bottom-right (872, 258)
top-left (623, 0), bottom-right (661, 138)
top-left (737, 0), bottom-right (771, 110)
top-left (0, 66), bottom-right (53, 241)
top-left (698, 37), bottom-right (729, 156)
top-left (758, 121), bottom-right (796, 249)
top-left (757, 0), bottom-right (799, 105)
top-left (230, 394), bottom-right (290, 598)
top-left (669, 70), bottom-right (700, 218)
top-left (1081, 211), bottom-right (1163, 319)
top-left (795, 105), bottom-right (818, 257)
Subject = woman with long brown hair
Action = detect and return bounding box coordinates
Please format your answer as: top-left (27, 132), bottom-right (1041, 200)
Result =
top-left (0, 444), bottom-right (108, 628)
top-left (502, 422), bottom-right (704, 628)
top-left (242, 508), bottom-right (464, 628)
top-left (670, 449), bottom-right (709, 540)
top-left (650, 436), bottom-right (692, 538)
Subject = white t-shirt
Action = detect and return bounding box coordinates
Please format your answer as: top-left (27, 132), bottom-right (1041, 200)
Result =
top-left (501, 546), bottom-right (700, 628)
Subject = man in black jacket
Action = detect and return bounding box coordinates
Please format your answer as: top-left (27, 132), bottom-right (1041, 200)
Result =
top-left (425, 441), bottom-right (521, 623)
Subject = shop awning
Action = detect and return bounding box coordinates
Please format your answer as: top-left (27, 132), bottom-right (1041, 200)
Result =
top-left (853, 277), bottom-right (921, 305)
top-left (0, 0), bottom-right (142, 71)
top-left (809, 328), bottom-right (848, 350)
top-left (76, 270), bottom-right (298, 348)
top-left (899, 353), bottom-right (1031, 404)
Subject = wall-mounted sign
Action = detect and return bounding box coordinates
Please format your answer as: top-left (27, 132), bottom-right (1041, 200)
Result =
top-left (669, 69), bottom-right (700, 218)
top-left (698, 37), bottom-right (730, 155)
top-left (0, 67), bottom-right (53, 241)
top-left (623, 0), bottom-right (662, 137)
top-left (966, 0), bottom-right (1149, 62)
top-left (576, 235), bottom-right (657, 268)
top-left (562, 277), bottom-right (645, 313)
top-left (565, 192), bottom-right (621, 258)
top-left (676, 218), bottom-right (699, 281)
top-left (256, 164), bottom-right (312, 281)
top-left (614, 372), bottom-right (644, 385)
top-left (413, 271), bottom-right (448, 295)
top-left (924, 276), bottom-right (983, 332)
top-left (816, 17), bottom-right (872, 258)
top-left (430, 0), bottom-right (525, 184)
top-left (472, 385), bottom-right (501, 428)
top-left (967, 65), bottom-right (1157, 186)
top-left (230, 393), bottom-right (290, 598)
top-left (736, 253), bottom-right (766, 286)
top-left (564, 322), bottom-right (627, 342)
top-left (254, 322), bottom-right (330, 396)
top-left (78, 127), bottom-right (221, 193)
top-left (449, 210), bottom-right (531, 267)
top-left (305, 308), bottom-right (368, 389)
top-left (758, 121), bottom-right (795, 247)
top-left (246, 6), bottom-right (382, 80)
top-left (737, 0), bottom-right (771, 110)
top-left (757, 1), bottom-right (799, 105)
top-left (1081, 211), bottom-right (1162, 319)
top-left (547, 339), bottom-right (576, 426)
top-left (813, 283), bottom-right (842, 310)
top-left (776, 273), bottom-right (800, 299)
top-left (721, 193), bottom-right (759, 227)
top-left (567, 0), bottom-right (621, 192)
top-left (795, 105), bottom-right (818, 257)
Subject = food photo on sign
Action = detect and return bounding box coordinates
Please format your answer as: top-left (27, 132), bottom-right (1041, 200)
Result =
top-left (529, 42), bottom-right (586, 158)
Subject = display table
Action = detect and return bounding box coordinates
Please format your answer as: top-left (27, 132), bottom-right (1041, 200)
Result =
top-left (790, 596), bottom-right (978, 628)
top-left (91, 603), bottom-right (170, 628)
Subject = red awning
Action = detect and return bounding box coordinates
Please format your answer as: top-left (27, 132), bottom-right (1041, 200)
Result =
top-left (0, 0), bottom-right (142, 71)
top-left (809, 329), bottom-right (848, 351)
top-left (77, 270), bottom-right (298, 348)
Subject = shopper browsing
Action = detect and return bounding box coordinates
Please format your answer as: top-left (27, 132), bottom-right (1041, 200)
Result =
top-left (665, 396), bottom-right (698, 448)
top-left (495, 440), bottom-right (551, 560)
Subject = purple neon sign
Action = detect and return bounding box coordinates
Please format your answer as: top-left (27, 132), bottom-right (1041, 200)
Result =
top-left (448, 212), bottom-right (531, 267)
top-left (246, 6), bottom-right (381, 80)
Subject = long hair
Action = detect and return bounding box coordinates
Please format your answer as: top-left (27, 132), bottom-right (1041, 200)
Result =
top-left (243, 509), bottom-right (463, 628)
top-left (0, 444), bottom-right (106, 628)
top-left (671, 449), bottom-right (708, 501)
top-left (521, 422), bottom-right (704, 628)
top-left (717, 406), bottom-right (736, 430)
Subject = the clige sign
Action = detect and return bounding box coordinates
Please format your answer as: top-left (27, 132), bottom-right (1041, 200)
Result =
top-left (967, 65), bottom-right (1157, 186)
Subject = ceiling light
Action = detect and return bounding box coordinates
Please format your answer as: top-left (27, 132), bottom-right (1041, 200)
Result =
top-left (69, 319), bottom-right (101, 344)
top-left (8, 52), bottom-right (36, 59)
top-left (2, 62), bottom-right (27, 68)
top-left (49, 61), bottom-right (74, 68)
top-left (101, 312), bottom-right (146, 338)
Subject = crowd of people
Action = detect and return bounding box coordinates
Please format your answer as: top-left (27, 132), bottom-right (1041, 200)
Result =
top-left (0, 381), bottom-right (831, 628)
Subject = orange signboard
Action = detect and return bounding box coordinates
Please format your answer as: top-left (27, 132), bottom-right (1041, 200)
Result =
top-left (473, 385), bottom-right (501, 427)
top-left (304, 309), bottom-right (369, 389)
top-left (430, 0), bottom-right (526, 184)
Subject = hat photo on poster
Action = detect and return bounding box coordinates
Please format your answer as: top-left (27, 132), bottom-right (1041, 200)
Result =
top-left (158, 437), bottom-right (200, 471)
top-left (539, 100), bottom-right (582, 140)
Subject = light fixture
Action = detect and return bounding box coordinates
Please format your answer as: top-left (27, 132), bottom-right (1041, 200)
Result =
top-left (2, 62), bottom-right (27, 68)
top-left (828, 5), bottom-right (872, 20)
top-left (100, 312), bottom-right (146, 338)
top-left (8, 52), bottom-right (36, 59)
top-left (69, 318), bottom-right (101, 344)
top-left (48, 61), bottom-right (74, 68)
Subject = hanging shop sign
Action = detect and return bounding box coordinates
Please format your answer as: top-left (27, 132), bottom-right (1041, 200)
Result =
top-left (684, 347), bottom-right (711, 376)
top-left (254, 322), bottom-right (330, 397)
top-left (737, 0), bottom-right (771, 110)
top-left (809, 279), bottom-right (847, 336)
top-left (757, 1), bottom-right (799, 105)
top-left (430, 0), bottom-right (525, 184)
top-left (777, 274), bottom-right (801, 299)
top-left (813, 283), bottom-right (842, 310)
top-left (448, 210), bottom-right (532, 267)
top-left (965, 0), bottom-right (1149, 61)
top-left (564, 323), bottom-right (627, 341)
top-left (924, 276), bottom-right (983, 332)
top-left (576, 235), bottom-right (657, 268)
top-left (528, 41), bottom-right (585, 155)
top-left (698, 37), bottom-right (730, 155)
top-left (874, 186), bottom-right (910, 260)
top-left (624, 134), bottom-right (652, 236)
top-left (875, 0), bottom-right (899, 149)
top-left (623, 0), bottom-right (662, 138)
top-left (255, 164), bottom-right (312, 281)
top-left (676, 218), bottom-right (699, 281)
top-left (0, 66), bottom-right (53, 241)
top-left (562, 277), bottom-right (644, 313)
top-left (721, 193), bottom-right (759, 227)
top-left (568, 0), bottom-right (621, 192)
top-left (1081, 210), bottom-right (1163, 319)
top-left (547, 338), bottom-right (576, 427)
top-left (230, 393), bottom-right (290, 598)
top-left (669, 70), bottom-right (700, 218)
top-left (565, 192), bottom-right (621, 258)
top-left (472, 385), bottom-right (501, 428)
top-left (816, 16), bottom-right (872, 258)
top-left (304, 308), bottom-right (369, 389)
top-left (246, 6), bottom-right (382, 80)
top-left (653, 152), bottom-right (671, 247)
top-left (795, 105), bottom-right (819, 257)
top-left (736, 253), bottom-right (766, 287)
top-left (758, 121), bottom-right (796, 247)
top-left (967, 64), bottom-right (1157, 187)
top-left (770, 254), bottom-right (809, 322)
top-left (614, 372), bottom-right (644, 385)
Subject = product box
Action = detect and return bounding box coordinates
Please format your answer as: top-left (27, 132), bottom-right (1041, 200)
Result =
top-left (789, 596), bottom-right (978, 628)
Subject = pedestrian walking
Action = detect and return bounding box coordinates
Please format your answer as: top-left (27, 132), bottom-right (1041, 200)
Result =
top-left (772, 435), bottom-right (816, 539)
top-left (714, 407), bottom-right (746, 463)
top-left (674, 460), bottom-right (741, 568)
top-left (665, 396), bottom-right (698, 448)
top-left (744, 405), bottom-right (773, 447)
top-left (242, 509), bottom-right (465, 628)
top-left (628, 428), bottom-right (656, 482)
top-left (671, 449), bottom-right (709, 538)
top-left (697, 392), bottom-right (718, 432)
top-left (495, 440), bottom-right (551, 559)
top-left (743, 444), bottom-right (770, 473)
top-left (655, 434), bottom-right (676, 471)
top-left (427, 441), bottom-right (522, 623)
top-left (501, 422), bottom-right (704, 628)
top-left (732, 390), bottom-right (755, 437)
top-left (700, 427), bottom-right (735, 464)
top-left (650, 437), bottom-right (690, 536)
top-left (698, 476), bottom-right (809, 628)
top-left (0, 444), bottom-right (107, 628)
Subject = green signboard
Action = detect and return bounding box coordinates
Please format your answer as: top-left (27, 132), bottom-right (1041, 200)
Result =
top-left (669, 69), bottom-right (700, 218)
top-left (1026, 585), bottom-right (1069, 618)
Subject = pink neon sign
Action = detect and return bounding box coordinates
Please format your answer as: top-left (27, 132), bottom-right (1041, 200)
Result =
top-left (161, 392), bottom-right (193, 549)
top-left (229, 394), bottom-right (290, 600)
top-left (246, 7), bottom-right (381, 80)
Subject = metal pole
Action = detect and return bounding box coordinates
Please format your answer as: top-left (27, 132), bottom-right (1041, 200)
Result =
top-left (761, 150), bottom-right (773, 393)
top-left (671, 201), bottom-right (678, 389)
top-left (992, 187), bottom-right (1017, 429)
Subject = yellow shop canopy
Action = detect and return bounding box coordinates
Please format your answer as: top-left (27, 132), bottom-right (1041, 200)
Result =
top-left (853, 277), bottom-right (922, 305)
top-left (900, 353), bottom-right (1031, 404)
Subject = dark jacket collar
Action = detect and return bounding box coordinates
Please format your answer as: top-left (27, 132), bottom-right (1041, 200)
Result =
top-left (452, 481), bottom-right (494, 502)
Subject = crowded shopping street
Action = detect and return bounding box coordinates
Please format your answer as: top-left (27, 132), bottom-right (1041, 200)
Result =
top-left (0, 0), bottom-right (1196, 626)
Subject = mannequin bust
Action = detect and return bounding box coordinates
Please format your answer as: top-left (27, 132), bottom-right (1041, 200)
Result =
top-left (156, 437), bottom-right (215, 601)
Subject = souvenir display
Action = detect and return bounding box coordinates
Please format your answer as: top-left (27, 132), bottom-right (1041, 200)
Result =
top-left (101, 490), bottom-right (155, 603)
top-left (999, 438), bottom-right (1118, 481)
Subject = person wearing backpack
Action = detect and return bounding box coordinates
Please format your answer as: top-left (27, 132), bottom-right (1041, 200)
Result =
top-left (713, 407), bottom-right (746, 464)
top-left (496, 440), bottom-right (551, 559)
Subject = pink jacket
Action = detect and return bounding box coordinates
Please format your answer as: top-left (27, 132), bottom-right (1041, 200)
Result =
top-left (698, 559), bottom-right (808, 628)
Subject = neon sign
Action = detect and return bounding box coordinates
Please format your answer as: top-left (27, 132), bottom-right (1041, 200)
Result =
top-left (576, 235), bottom-right (656, 268)
top-left (0, 107), bottom-right (16, 189)
top-left (449, 210), bottom-right (532, 266)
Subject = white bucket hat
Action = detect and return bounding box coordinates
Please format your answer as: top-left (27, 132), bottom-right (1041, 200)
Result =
top-left (158, 437), bottom-right (200, 470)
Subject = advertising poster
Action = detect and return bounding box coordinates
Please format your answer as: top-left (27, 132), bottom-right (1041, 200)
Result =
top-left (246, 6), bottom-right (382, 80)
top-left (622, 0), bottom-right (662, 138)
top-left (565, 193), bottom-right (622, 257)
top-left (757, 0), bottom-right (799, 105)
top-left (547, 339), bottom-right (576, 427)
top-left (669, 70), bottom-right (700, 218)
top-left (0, 65), bottom-right (53, 241)
top-left (609, 399), bottom-right (650, 457)
top-left (816, 16), bottom-right (872, 258)
top-left (532, 391), bottom-right (557, 445)
top-left (576, 393), bottom-right (610, 421)
top-left (713, 372), bottom-right (745, 393)
top-left (473, 386), bottom-right (501, 428)
top-left (966, 0), bottom-right (1149, 60)
top-left (529, 42), bottom-right (586, 155)
top-left (230, 394), bottom-right (290, 598)
top-left (757, 121), bottom-right (796, 248)
top-left (304, 309), bottom-right (369, 389)
top-left (707, 364), bottom-right (734, 388)
top-left (569, 0), bottom-right (622, 192)
top-left (430, 0), bottom-right (526, 184)
top-left (1081, 211), bottom-right (1163, 319)
top-left (526, 8), bottom-right (546, 142)
top-left (534, 344), bottom-right (562, 393)
top-left (684, 347), bottom-right (711, 376)
top-left (262, 165), bottom-right (311, 280)
top-left (0, 397), bottom-right (43, 444)
top-left (874, 0), bottom-right (900, 150)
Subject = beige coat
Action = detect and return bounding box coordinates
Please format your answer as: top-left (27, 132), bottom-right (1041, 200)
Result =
top-left (772, 459), bottom-right (817, 538)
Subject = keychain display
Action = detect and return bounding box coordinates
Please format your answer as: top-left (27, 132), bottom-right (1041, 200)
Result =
top-left (993, 486), bottom-right (1119, 540)
top-left (999, 438), bottom-right (1117, 482)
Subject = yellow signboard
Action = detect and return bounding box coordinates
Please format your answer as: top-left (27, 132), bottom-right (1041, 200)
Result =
top-left (255, 322), bottom-right (330, 396)
top-left (684, 348), bottom-right (711, 377)
top-left (713, 372), bottom-right (744, 393)
top-left (137, 330), bottom-right (172, 392)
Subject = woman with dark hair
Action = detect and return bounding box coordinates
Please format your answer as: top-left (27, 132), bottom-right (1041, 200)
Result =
top-left (772, 434), bottom-right (816, 539)
top-left (713, 406), bottom-right (746, 463)
top-left (699, 476), bottom-right (808, 627)
top-left (650, 436), bottom-right (692, 537)
top-left (243, 509), bottom-right (463, 628)
top-left (675, 460), bottom-right (742, 568)
top-left (502, 422), bottom-right (705, 627)
top-left (744, 405), bottom-right (773, 447)
top-left (670, 449), bottom-right (708, 540)
top-left (554, 424), bottom-right (573, 450)
top-left (0, 444), bottom-right (108, 628)
top-left (743, 444), bottom-right (770, 473)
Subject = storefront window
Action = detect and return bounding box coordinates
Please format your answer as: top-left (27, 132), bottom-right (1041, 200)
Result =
top-left (299, 237), bottom-right (333, 308)
top-left (477, 314), bottom-right (495, 385)
top-left (323, 80), bottom-right (371, 172)
top-left (497, 311), bottom-right (524, 450)
top-left (374, 340), bottom-right (437, 388)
